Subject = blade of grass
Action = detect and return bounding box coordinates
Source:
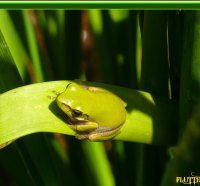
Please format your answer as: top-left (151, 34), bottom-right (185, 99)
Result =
top-left (82, 141), bottom-right (115, 186)
top-left (140, 11), bottom-right (169, 96)
top-left (0, 10), bottom-right (29, 82)
top-left (108, 9), bottom-right (130, 86)
top-left (38, 10), bottom-right (82, 80)
top-left (0, 81), bottom-right (75, 146)
top-left (138, 11), bottom-right (169, 186)
top-left (167, 10), bottom-right (184, 99)
top-left (27, 10), bottom-right (55, 81)
top-left (0, 30), bottom-right (23, 93)
top-left (23, 10), bottom-right (44, 82)
top-left (38, 10), bottom-right (66, 79)
top-left (88, 10), bottom-right (116, 83)
top-left (128, 10), bottom-right (142, 88)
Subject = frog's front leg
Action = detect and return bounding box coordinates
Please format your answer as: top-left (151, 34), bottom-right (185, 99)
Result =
top-left (69, 121), bottom-right (98, 132)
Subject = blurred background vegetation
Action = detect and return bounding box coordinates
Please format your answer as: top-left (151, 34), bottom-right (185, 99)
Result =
top-left (0, 10), bottom-right (200, 186)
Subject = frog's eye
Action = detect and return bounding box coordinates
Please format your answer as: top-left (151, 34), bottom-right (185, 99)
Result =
top-left (73, 109), bottom-right (83, 117)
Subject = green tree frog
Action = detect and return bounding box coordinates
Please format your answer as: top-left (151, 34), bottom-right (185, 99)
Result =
top-left (56, 82), bottom-right (127, 141)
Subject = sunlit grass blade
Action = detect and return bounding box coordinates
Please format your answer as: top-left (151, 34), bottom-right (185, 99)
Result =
top-left (82, 141), bottom-right (115, 186)
top-left (37, 10), bottom-right (66, 79)
top-left (0, 81), bottom-right (75, 146)
top-left (23, 10), bottom-right (44, 82)
top-left (37, 10), bottom-right (82, 80)
top-left (0, 10), bottom-right (29, 81)
top-left (88, 10), bottom-right (115, 83)
top-left (128, 10), bottom-right (142, 88)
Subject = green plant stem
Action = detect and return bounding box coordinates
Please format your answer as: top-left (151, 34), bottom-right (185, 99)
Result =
top-left (23, 10), bottom-right (44, 82)
top-left (82, 141), bottom-right (115, 186)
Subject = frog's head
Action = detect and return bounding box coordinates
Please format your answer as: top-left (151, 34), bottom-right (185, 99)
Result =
top-left (56, 83), bottom-right (89, 123)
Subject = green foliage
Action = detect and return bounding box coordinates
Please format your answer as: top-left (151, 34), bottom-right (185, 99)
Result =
top-left (0, 10), bottom-right (199, 186)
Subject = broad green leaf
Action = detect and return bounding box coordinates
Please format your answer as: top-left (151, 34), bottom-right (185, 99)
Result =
top-left (0, 81), bottom-right (177, 147)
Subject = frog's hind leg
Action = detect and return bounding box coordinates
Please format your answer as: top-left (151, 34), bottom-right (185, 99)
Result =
top-left (69, 121), bottom-right (98, 132)
top-left (76, 124), bottom-right (122, 141)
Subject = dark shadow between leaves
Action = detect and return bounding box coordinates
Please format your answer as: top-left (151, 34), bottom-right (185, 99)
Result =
top-left (152, 97), bottom-right (178, 145)
top-left (48, 100), bottom-right (68, 125)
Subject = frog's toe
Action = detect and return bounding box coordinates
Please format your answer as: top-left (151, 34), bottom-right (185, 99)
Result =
top-left (75, 134), bottom-right (89, 140)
